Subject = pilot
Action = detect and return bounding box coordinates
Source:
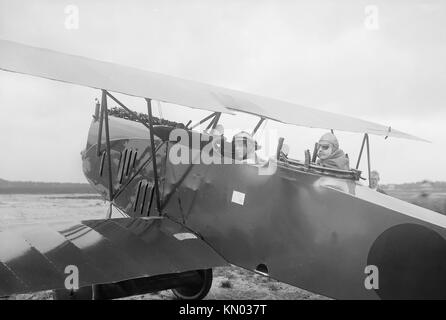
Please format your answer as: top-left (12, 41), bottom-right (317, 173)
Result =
top-left (370, 170), bottom-right (387, 194)
top-left (233, 131), bottom-right (256, 162)
top-left (316, 132), bottom-right (350, 170)
top-left (210, 124), bottom-right (226, 154)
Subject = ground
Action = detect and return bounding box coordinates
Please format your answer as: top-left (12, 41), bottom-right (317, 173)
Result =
top-left (9, 265), bottom-right (328, 300)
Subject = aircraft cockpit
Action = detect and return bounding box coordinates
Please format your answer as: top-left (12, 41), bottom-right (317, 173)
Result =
top-left (276, 137), bottom-right (362, 181)
top-left (184, 111), bottom-right (362, 180)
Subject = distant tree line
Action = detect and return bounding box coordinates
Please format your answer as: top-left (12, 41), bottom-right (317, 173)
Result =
top-left (384, 180), bottom-right (446, 215)
top-left (0, 179), bottom-right (97, 194)
top-left (385, 180), bottom-right (446, 192)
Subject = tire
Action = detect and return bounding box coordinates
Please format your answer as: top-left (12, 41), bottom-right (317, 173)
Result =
top-left (171, 269), bottom-right (213, 300)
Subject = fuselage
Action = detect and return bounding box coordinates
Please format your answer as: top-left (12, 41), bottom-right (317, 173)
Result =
top-left (82, 115), bottom-right (446, 299)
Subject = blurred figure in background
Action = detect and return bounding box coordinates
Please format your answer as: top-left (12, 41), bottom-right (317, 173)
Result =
top-left (369, 170), bottom-right (387, 194)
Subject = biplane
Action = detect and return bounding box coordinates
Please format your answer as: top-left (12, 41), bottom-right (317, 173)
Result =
top-left (1, 39), bottom-right (445, 300)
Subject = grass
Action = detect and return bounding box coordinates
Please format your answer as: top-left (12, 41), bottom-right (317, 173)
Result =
top-left (268, 283), bottom-right (279, 292)
top-left (220, 280), bottom-right (233, 289)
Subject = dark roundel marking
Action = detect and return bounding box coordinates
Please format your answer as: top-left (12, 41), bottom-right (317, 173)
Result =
top-left (368, 223), bottom-right (446, 300)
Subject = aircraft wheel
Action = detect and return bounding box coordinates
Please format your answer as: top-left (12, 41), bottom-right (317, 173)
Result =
top-left (53, 286), bottom-right (93, 300)
top-left (171, 269), bottom-right (213, 300)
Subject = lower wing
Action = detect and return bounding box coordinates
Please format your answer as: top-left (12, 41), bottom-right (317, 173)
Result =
top-left (0, 217), bottom-right (227, 296)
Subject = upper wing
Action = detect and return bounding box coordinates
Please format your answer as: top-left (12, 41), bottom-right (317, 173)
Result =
top-left (0, 39), bottom-right (232, 115)
top-left (218, 90), bottom-right (428, 142)
top-left (0, 39), bottom-right (426, 141)
top-left (0, 217), bottom-right (227, 296)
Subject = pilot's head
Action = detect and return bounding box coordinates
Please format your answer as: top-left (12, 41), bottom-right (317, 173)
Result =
top-left (317, 132), bottom-right (339, 160)
top-left (233, 131), bottom-right (255, 161)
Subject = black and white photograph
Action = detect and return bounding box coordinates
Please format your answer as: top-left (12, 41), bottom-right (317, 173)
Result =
top-left (0, 0), bottom-right (446, 304)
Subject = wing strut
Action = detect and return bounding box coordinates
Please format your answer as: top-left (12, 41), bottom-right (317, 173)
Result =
top-left (252, 117), bottom-right (265, 136)
top-left (146, 98), bottom-right (162, 215)
top-left (95, 90), bottom-right (164, 216)
top-left (96, 90), bottom-right (115, 217)
top-left (102, 90), bottom-right (114, 217)
top-left (206, 112), bottom-right (221, 130)
top-left (355, 133), bottom-right (372, 187)
top-left (190, 112), bottom-right (218, 130)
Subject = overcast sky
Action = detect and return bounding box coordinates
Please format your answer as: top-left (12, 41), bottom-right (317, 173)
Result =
top-left (0, 0), bottom-right (445, 184)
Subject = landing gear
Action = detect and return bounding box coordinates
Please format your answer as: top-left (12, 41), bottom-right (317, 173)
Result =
top-left (171, 269), bottom-right (213, 300)
top-left (53, 269), bottom-right (213, 300)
